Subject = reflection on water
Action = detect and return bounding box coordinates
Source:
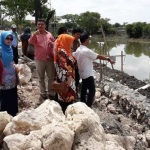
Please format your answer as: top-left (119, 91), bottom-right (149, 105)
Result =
top-left (89, 39), bottom-right (150, 81)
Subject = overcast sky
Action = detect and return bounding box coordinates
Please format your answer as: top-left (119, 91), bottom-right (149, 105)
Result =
top-left (26, 0), bottom-right (150, 24)
top-left (48, 0), bottom-right (150, 24)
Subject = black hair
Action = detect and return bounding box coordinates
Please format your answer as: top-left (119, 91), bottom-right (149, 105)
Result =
top-left (80, 33), bottom-right (89, 43)
top-left (37, 19), bottom-right (46, 24)
top-left (58, 27), bottom-right (67, 35)
top-left (72, 27), bottom-right (83, 34)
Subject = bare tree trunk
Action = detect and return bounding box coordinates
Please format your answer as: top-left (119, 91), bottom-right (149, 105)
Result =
top-left (46, 9), bottom-right (55, 31)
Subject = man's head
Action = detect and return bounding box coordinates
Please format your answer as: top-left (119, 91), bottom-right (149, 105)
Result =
top-left (72, 27), bottom-right (83, 40)
top-left (58, 27), bottom-right (68, 35)
top-left (11, 24), bottom-right (17, 32)
top-left (37, 19), bottom-right (46, 32)
top-left (80, 33), bottom-right (90, 46)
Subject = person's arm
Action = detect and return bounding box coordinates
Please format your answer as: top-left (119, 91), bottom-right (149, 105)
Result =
top-left (28, 31), bottom-right (40, 45)
top-left (97, 54), bottom-right (115, 64)
top-left (48, 34), bottom-right (55, 49)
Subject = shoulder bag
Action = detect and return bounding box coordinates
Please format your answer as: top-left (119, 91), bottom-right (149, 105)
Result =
top-left (27, 44), bottom-right (34, 55)
top-left (52, 81), bottom-right (68, 93)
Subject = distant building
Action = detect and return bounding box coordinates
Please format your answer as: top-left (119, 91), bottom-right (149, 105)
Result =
top-left (26, 20), bottom-right (35, 24)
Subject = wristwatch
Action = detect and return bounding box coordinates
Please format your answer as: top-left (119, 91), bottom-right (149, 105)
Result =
top-left (107, 57), bottom-right (111, 62)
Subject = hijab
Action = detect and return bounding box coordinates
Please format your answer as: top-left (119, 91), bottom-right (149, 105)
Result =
top-left (54, 34), bottom-right (75, 62)
top-left (0, 31), bottom-right (13, 67)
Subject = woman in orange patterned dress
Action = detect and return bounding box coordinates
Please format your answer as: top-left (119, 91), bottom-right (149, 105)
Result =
top-left (54, 34), bottom-right (76, 113)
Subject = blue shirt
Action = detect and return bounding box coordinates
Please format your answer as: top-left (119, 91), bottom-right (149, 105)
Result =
top-left (10, 31), bottom-right (18, 47)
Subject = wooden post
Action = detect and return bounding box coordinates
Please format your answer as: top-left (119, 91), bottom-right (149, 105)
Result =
top-left (121, 51), bottom-right (124, 84)
top-left (100, 24), bottom-right (115, 77)
top-left (99, 43), bottom-right (102, 82)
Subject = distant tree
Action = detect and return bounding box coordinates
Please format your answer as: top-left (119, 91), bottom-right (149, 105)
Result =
top-left (77, 11), bottom-right (101, 34)
top-left (114, 22), bottom-right (121, 28)
top-left (0, 0), bottom-right (34, 27)
top-left (61, 14), bottom-right (79, 30)
top-left (143, 24), bottom-right (150, 38)
top-left (100, 18), bottom-right (112, 34)
top-left (126, 24), bottom-right (134, 38)
top-left (108, 27), bottom-right (116, 34)
top-left (0, 0), bottom-right (55, 30)
top-left (132, 22), bottom-right (145, 38)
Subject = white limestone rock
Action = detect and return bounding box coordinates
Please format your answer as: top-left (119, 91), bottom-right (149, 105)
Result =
top-left (66, 102), bottom-right (105, 150)
top-left (107, 104), bottom-right (117, 114)
top-left (106, 134), bottom-right (136, 150)
top-left (42, 122), bottom-right (74, 150)
top-left (105, 141), bottom-right (125, 150)
top-left (145, 130), bottom-right (150, 146)
top-left (95, 91), bottom-right (101, 99)
top-left (0, 111), bottom-right (12, 132)
top-left (4, 131), bottom-right (43, 150)
top-left (4, 100), bottom-right (65, 136)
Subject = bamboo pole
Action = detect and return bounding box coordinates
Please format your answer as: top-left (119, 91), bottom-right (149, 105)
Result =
top-left (99, 43), bottom-right (102, 82)
top-left (100, 24), bottom-right (116, 77)
top-left (121, 51), bottom-right (124, 84)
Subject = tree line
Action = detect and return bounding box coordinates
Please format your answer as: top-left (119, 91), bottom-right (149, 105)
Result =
top-left (1, 0), bottom-right (150, 38)
top-left (126, 22), bottom-right (150, 39)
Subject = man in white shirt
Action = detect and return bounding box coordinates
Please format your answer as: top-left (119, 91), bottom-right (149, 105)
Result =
top-left (73, 33), bottom-right (115, 107)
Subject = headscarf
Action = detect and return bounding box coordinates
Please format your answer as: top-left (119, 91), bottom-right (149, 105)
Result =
top-left (20, 27), bottom-right (31, 40)
top-left (0, 31), bottom-right (13, 67)
top-left (54, 34), bottom-right (75, 62)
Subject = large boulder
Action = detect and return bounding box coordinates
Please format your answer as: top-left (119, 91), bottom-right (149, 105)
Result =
top-left (105, 134), bottom-right (136, 150)
top-left (0, 112), bottom-right (12, 144)
top-left (4, 100), bottom-right (65, 136)
top-left (4, 122), bottom-right (74, 150)
top-left (66, 102), bottom-right (105, 150)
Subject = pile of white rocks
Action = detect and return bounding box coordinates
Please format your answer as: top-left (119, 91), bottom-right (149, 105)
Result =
top-left (0, 100), bottom-right (138, 150)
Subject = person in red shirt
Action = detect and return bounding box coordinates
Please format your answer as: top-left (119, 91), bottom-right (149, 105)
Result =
top-left (29, 19), bottom-right (55, 100)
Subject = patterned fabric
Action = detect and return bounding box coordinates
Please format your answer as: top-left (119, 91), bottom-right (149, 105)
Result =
top-left (0, 62), bottom-right (17, 90)
top-left (0, 47), bottom-right (17, 90)
top-left (55, 49), bottom-right (76, 102)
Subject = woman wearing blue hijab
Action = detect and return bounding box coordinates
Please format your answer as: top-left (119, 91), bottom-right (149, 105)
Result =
top-left (0, 31), bottom-right (18, 116)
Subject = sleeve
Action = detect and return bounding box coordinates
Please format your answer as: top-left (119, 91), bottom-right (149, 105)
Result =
top-left (49, 33), bottom-right (55, 48)
top-left (84, 48), bottom-right (98, 60)
top-left (28, 34), bottom-right (37, 45)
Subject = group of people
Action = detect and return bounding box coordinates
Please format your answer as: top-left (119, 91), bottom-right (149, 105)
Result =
top-left (28, 19), bottom-right (115, 113)
top-left (0, 18), bottom-right (115, 116)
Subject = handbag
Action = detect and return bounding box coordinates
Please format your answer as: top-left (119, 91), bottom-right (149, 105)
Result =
top-left (27, 44), bottom-right (34, 55)
top-left (52, 81), bottom-right (68, 93)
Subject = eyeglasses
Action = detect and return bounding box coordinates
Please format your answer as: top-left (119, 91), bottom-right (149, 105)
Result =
top-left (6, 37), bottom-right (13, 41)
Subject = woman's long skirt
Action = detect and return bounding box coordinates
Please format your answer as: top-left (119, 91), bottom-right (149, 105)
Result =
top-left (0, 86), bottom-right (18, 116)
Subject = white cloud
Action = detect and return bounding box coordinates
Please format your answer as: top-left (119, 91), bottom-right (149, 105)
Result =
top-left (51, 0), bottom-right (150, 24)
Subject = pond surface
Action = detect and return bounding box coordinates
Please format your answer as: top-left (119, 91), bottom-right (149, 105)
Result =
top-left (89, 38), bottom-right (150, 81)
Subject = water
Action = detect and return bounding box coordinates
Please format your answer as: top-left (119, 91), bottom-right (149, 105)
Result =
top-left (89, 38), bottom-right (150, 81)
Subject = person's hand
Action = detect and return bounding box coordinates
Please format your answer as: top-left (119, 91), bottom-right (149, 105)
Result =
top-left (33, 30), bottom-right (40, 35)
top-left (109, 59), bottom-right (115, 64)
top-left (48, 40), bottom-right (53, 47)
top-left (14, 64), bottom-right (19, 74)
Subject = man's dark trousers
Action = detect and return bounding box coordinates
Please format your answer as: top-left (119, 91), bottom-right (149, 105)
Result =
top-left (12, 46), bottom-right (19, 64)
top-left (81, 76), bottom-right (95, 107)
